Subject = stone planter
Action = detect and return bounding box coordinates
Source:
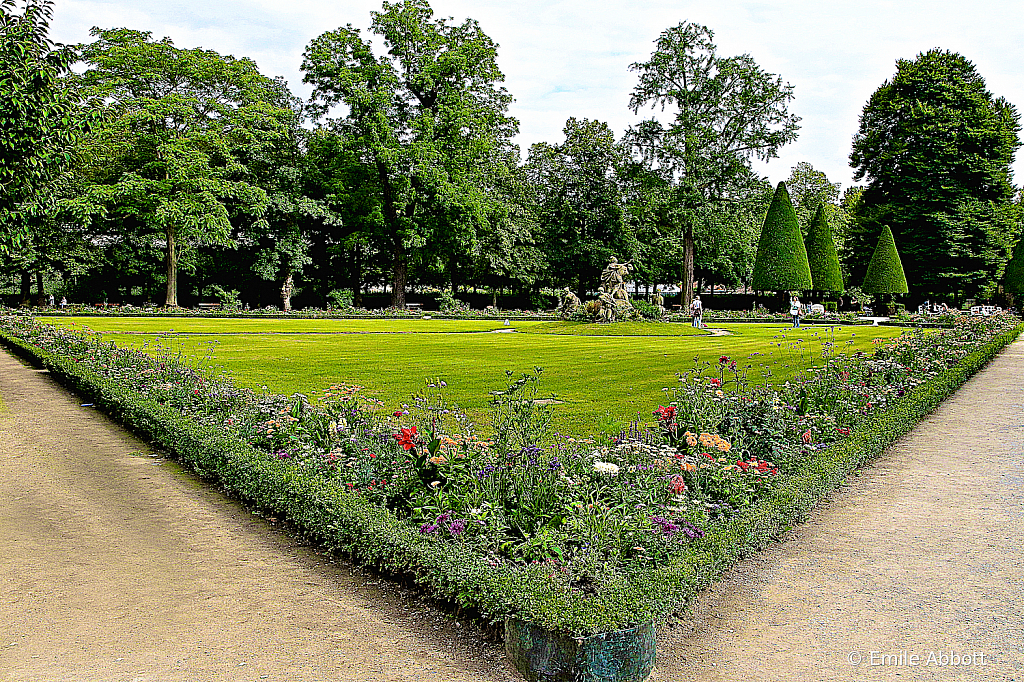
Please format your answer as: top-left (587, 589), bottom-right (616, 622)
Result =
top-left (505, 618), bottom-right (656, 682)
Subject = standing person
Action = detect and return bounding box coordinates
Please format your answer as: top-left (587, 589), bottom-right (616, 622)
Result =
top-left (790, 294), bottom-right (802, 327)
top-left (48, 293), bottom-right (54, 307)
top-left (60, 296), bottom-right (67, 310)
top-left (690, 295), bottom-right (703, 328)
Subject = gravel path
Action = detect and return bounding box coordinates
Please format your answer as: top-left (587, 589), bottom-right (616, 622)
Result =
top-left (1, 337), bottom-right (1022, 681)
top-left (651, 337), bottom-right (1024, 681)
top-left (0, 349), bottom-right (517, 682)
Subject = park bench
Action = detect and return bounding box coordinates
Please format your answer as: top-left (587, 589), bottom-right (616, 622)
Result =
top-left (405, 302), bottom-right (423, 311)
top-left (197, 302), bottom-right (220, 311)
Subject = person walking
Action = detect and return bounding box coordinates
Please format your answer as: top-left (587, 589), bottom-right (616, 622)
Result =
top-left (59, 296), bottom-right (67, 310)
top-left (690, 295), bottom-right (703, 328)
top-left (790, 294), bottom-right (803, 328)
top-left (47, 293), bottom-right (54, 307)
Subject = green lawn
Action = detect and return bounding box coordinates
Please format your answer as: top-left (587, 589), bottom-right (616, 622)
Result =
top-left (40, 316), bottom-right (902, 436)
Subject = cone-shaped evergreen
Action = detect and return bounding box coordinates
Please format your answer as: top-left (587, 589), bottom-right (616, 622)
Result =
top-left (804, 204), bottom-right (844, 292)
top-left (751, 182), bottom-right (813, 292)
top-left (1004, 238), bottom-right (1024, 294)
top-left (861, 225), bottom-right (909, 293)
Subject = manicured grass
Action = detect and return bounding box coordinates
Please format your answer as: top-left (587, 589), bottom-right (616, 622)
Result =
top-left (41, 316), bottom-right (902, 435)
top-left (519, 321), bottom-right (709, 336)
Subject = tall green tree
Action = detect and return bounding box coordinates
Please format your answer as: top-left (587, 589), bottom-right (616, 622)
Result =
top-left (751, 181), bottom-right (812, 292)
top-left (527, 118), bottom-right (634, 294)
top-left (0, 0), bottom-right (82, 253)
top-left (626, 21), bottom-right (800, 310)
top-left (72, 28), bottom-right (296, 306)
top-left (849, 49), bottom-right (1021, 298)
top-left (301, 0), bottom-right (518, 307)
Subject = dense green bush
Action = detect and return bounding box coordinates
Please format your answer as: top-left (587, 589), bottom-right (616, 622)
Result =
top-left (1004, 238), bottom-right (1024, 295)
top-left (632, 299), bottom-right (663, 321)
top-left (804, 204), bottom-right (844, 293)
top-left (862, 225), bottom-right (909, 294)
top-left (751, 182), bottom-right (813, 292)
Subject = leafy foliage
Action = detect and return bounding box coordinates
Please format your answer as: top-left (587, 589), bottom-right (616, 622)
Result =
top-left (301, 0), bottom-right (520, 307)
top-left (751, 182), bottom-right (812, 292)
top-left (625, 22), bottom-right (800, 310)
top-left (72, 28), bottom-right (296, 306)
top-left (0, 0), bottom-right (82, 252)
top-left (849, 49), bottom-right (1021, 296)
top-left (1003, 237), bottom-right (1024, 295)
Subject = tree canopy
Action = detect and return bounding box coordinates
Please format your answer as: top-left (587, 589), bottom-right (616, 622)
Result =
top-left (301, 0), bottom-right (519, 307)
top-left (72, 28), bottom-right (296, 306)
top-left (849, 49), bottom-right (1021, 298)
top-left (0, 0), bottom-right (81, 253)
top-left (625, 21), bottom-right (800, 310)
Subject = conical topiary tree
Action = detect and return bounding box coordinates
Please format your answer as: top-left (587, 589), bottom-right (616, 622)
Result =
top-left (862, 225), bottom-right (909, 294)
top-left (752, 181), bottom-right (813, 293)
top-left (1003, 237), bottom-right (1024, 298)
top-left (804, 204), bottom-right (844, 293)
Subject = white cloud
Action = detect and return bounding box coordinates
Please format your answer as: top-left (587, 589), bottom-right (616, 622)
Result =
top-left (50, 0), bottom-right (1024, 190)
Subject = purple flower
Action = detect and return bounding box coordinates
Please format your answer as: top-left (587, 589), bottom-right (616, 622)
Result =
top-left (650, 516), bottom-right (680, 536)
top-left (447, 519), bottom-right (467, 536)
top-left (419, 523), bottom-right (438, 535)
top-left (477, 464), bottom-right (497, 479)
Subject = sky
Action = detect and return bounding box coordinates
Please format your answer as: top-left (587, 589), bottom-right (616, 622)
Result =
top-left (49, 0), bottom-right (1024, 192)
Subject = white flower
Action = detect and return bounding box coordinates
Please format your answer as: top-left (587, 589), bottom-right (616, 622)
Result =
top-left (593, 461), bottom-right (620, 476)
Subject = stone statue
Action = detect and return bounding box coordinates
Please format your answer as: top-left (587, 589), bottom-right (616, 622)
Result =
top-left (558, 288), bottom-right (581, 318)
top-left (600, 257), bottom-right (631, 292)
top-left (597, 287), bottom-right (617, 323)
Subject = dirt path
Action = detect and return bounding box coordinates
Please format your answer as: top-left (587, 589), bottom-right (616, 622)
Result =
top-left (650, 337), bottom-right (1024, 681)
top-left (2, 337), bottom-right (1023, 681)
top-left (0, 349), bottom-right (517, 682)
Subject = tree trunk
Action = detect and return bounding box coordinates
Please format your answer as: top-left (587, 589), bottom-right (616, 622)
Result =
top-left (681, 226), bottom-right (695, 312)
top-left (390, 242), bottom-right (407, 308)
top-left (20, 270), bottom-right (31, 306)
top-left (35, 271), bottom-right (46, 306)
top-left (281, 271), bottom-right (294, 311)
top-left (164, 225), bottom-right (178, 307)
top-left (352, 246), bottom-right (363, 308)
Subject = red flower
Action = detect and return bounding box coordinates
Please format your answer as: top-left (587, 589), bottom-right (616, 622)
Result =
top-left (653, 405), bottom-right (677, 422)
top-left (801, 429), bottom-right (812, 444)
top-left (393, 410), bottom-right (404, 418)
top-left (669, 474), bottom-right (687, 494)
top-left (395, 426), bottom-right (419, 451)
top-left (709, 378), bottom-right (722, 387)
top-left (719, 355), bottom-right (730, 364)
top-left (737, 460), bottom-right (749, 471)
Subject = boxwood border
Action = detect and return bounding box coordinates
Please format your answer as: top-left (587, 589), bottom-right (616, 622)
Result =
top-left (1, 320), bottom-right (1020, 637)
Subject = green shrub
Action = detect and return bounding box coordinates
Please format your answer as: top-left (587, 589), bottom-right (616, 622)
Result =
top-left (1004, 238), bottom-right (1024, 295)
top-left (751, 182), bottom-right (813, 292)
top-left (824, 301), bottom-right (838, 313)
top-left (633, 300), bottom-right (662, 321)
top-left (862, 226), bottom-right (909, 294)
top-left (804, 204), bottom-right (844, 293)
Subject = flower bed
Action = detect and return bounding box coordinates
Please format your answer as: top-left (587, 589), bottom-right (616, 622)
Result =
top-left (0, 314), bottom-right (1019, 638)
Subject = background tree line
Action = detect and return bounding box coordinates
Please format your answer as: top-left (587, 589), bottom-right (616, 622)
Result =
top-left (2, 0), bottom-right (1021, 310)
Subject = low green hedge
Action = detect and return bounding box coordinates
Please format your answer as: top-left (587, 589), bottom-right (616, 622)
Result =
top-left (1, 322), bottom-right (1020, 635)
